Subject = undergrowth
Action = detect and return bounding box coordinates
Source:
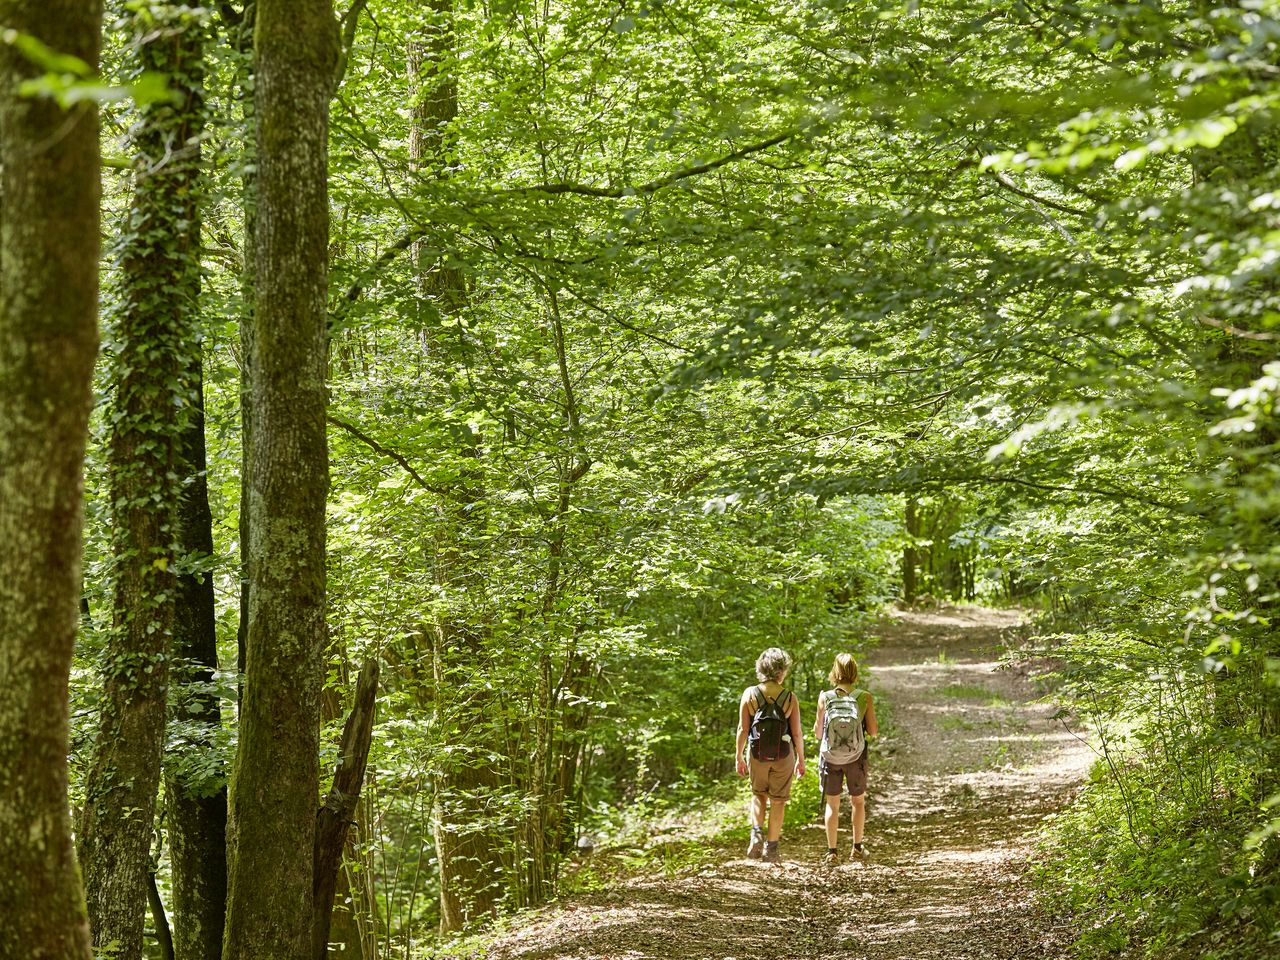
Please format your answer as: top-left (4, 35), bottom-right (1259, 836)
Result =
top-left (1033, 631), bottom-right (1280, 959)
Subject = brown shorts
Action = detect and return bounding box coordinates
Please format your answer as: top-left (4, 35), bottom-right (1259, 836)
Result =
top-left (821, 749), bottom-right (868, 797)
top-left (749, 754), bottom-right (796, 801)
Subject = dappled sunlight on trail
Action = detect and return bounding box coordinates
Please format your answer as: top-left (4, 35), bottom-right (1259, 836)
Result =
top-left (486, 607), bottom-right (1090, 960)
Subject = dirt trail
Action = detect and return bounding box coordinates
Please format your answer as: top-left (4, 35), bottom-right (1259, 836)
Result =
top-left (486, 607), bottom-right (1093, 960)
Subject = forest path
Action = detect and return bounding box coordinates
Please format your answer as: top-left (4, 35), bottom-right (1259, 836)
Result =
top-left (486, 607), bottom-right (1093, 960)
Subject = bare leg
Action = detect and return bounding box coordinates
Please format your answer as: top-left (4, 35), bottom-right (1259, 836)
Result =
top-left (851, 794), bottom-right (866, 844)
top-left (824, 794), bottom-right (841, 848)
top-left (767, 799), bottom-right (786, 841)
top-left (751, 793), bottom-right (766, 831)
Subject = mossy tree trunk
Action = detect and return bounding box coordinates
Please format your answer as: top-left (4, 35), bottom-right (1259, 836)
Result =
top-left (0, 2), bottom-right (101, 957)
top-left (78, 6), bottom-right (209, 957)
top-left (222, 2), bottom-right (337, 958)
top-left (138, 12), bottom-right (229, 959)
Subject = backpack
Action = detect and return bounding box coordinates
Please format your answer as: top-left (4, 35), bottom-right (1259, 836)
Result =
top-left (820, 688), bottom-right (866, 765)
top-left (748, 687), bottom-right (791, 762)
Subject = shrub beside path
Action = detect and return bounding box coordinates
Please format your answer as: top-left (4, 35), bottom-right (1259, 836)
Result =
top-left (486, 607), bottom-right (1093, 960)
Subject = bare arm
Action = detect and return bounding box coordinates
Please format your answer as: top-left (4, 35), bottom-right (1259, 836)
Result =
top-left (864, 693), bottom-right (878, 738)
top-left (813, 692), bottom-right (825, 742)
top-left (787, 694), bottom-right (805, 776)
top-left (734, 689), bottom-right (753, 775)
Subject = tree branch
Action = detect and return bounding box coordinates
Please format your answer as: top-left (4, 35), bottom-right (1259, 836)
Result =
top-left (988, 170), bottom-right (1093, 219)
top-left (504, 130), bottom-right (796, 199)
top-left (329, 130), bottom-right (798, 325)
top-left (1196, 316), bottom-right (1279, 341)
top-left (560, 283), bottom-right (694, 353)
top-left (923, 472), bottom-right (1187, 513)
top-left (332, 0), bottom-right (370, 92)
top-left (312, 659), bottom-right (379, 960)
top-left (326, 414), bottom-right (462, 500)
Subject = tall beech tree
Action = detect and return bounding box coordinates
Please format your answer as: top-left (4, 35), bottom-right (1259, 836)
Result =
top-left (222, 1), bottom-right (337, 957)
top-left (405, 1), bottom-right (503, 928)
top-left (0, 1), bottom-right (101, 957)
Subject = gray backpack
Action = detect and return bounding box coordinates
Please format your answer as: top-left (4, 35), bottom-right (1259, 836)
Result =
top-left (820, 688), bottom-right (867, 764)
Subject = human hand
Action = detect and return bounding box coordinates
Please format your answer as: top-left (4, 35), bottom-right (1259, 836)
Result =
top-left (736, 757), bottom-right (747, 777)
top-left (796, 759), bottom-right (806, 779)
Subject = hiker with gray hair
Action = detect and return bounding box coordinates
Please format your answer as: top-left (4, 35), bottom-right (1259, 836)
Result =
top-left (735, 646), bottom-right (805, 863)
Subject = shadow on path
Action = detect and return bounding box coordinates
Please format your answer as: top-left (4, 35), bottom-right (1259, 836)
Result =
top-left (485, 607), bottom-right (1091, 960)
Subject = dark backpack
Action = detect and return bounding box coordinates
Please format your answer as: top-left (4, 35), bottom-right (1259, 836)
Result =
top-left (748, 687), bottom-right (790, 762)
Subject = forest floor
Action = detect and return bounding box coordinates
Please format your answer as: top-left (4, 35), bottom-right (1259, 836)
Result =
top-left (482, 606), bottom-right (1095, 960)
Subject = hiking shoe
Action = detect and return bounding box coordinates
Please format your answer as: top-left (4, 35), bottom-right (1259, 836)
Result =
top-left (746, 829), bottom-right (764, 860)
top-left (850, 844), bottom-right (867, 862)
top-left (822, 850), bottom-right (839, 867)
top-left (763, 840), bottom-right (781, 863)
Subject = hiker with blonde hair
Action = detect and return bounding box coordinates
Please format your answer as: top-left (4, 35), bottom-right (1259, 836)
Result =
top-left (814, 652), bottom-right (877, 865)
top-left (735, 647), bottom-right (805, 863)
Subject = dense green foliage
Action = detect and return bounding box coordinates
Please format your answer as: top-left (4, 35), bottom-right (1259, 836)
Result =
top-left (49, 0), bottom-right (1280, 956)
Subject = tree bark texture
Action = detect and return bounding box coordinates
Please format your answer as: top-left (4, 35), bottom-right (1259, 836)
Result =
top-left (0, 3), bottom-right (101, 958)
top-left (159, 15), bottom-right (227, 953)
top-left (222, 2), bottom-right (337, 958)
top-left (407, 0), bottom-right (464, 309)
top-left (167, 366), bottom-right (228, 960)
top-left (902, 496), bottom-right (919, 603)
top-left (326, 841), bottom-right (366, 960)
top-left (336, 800), bottom-right (380, 960)
top-left (313, 660), bottom-right (380, 960)
top-left (76, 8), bottom-right (208, 958)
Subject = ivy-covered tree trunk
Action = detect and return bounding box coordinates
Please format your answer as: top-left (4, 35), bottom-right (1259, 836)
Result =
top-left (407, 0), bottom-right (463, 311)
top-left (222, 2), bottom-right (336, 957)
top-left (0, 2), bottom-right (101, 957)
top-left (136, 14), bottom-right (229, 960)
top-left (76, 8), bottom-right (208, 957)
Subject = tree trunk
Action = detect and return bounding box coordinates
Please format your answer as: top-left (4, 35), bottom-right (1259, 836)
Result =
top-left (517, 284), bottom-right (593, 908)
top-left (77, 5), bottom-right (206, 957)
top-left (222, 3), bottom-right (337, 958)
top-left (344, 798), bottom-right (381, 960)
top-left (152, 13), bottom-right (228, 960)
top-left (407, 0), bottom-right (464, 311)
top-left (147, 869), bottom-right (176, 960)
top-left (0, 2), bottom-right (101, 957)
top-left (313, 660), bottom-right (380, 960)
top-left (902, 496), bottom-right (919, 603)
top-left (233, 1), bottom-right (257, 714)
top-left (407, 5), bottom-right (504, 930)
top-left (167, 361), bottom-right (228, 960)
top-left (326, 841), bottom-right (365, 960)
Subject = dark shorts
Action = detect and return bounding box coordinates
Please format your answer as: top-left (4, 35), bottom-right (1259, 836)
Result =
top-left (821, 749), bottom-right (868, 798)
